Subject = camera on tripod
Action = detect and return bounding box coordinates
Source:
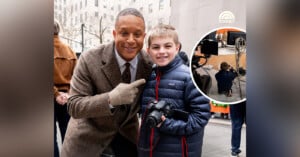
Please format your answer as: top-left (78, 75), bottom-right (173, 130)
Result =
top-left (145, 100), bottom-right (189, 128)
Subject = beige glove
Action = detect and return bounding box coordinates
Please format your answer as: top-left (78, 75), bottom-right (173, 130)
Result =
top-left (108, 79), bottom-right (146, 106)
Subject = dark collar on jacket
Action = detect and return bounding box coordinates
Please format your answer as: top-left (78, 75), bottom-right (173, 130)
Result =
top-left (153, 55), bottom-right (183, 74)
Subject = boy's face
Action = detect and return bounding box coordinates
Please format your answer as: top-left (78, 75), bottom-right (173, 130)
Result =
top-left (113, 15), bottom-right (146, 61)
top-left (147, 36), bottom-right (179, 67)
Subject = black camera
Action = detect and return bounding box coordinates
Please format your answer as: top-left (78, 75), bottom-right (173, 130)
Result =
top-left (145, 100), bottom-right (189, 128)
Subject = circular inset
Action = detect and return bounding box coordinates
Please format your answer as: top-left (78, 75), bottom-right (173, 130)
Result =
top-left (190, 27), bottom-right (246, 105)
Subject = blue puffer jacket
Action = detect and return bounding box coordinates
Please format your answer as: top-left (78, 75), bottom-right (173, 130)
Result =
top-left (138, 56), bottom-right (211, 157)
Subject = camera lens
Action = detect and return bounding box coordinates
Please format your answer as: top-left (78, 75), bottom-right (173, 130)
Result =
top-left (146, 110), bottom-right (162, 128)
top-left (146, 116), bottom-right (158, 128)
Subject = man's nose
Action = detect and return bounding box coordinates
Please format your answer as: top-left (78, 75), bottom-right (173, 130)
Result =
top-left (127, 34), bottom-right (135, 43)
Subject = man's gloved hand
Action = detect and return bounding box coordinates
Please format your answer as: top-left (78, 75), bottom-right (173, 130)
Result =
top-left (108, 79), bottom-right (146, 106)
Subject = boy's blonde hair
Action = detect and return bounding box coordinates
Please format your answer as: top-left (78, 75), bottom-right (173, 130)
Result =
top-left (146, 24), bottom-right (179, 48)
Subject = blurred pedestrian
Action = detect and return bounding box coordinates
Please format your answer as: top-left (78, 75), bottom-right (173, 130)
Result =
top-left (61, 8), bottom-right (152, 157)
top-left (53, 20), bottom-right (77, 157)
top-left (230, 101), bottom-right (246, 157)
top-left (178, 42), bottom-right (189, 66)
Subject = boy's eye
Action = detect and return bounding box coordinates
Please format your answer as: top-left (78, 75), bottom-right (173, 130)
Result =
top-left (165, 44), bottom-right (173, 48)
top-left (151, 46), bottom-right (160, 49)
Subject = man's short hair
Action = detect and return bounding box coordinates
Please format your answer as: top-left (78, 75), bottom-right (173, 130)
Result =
top-left (115, 8), bottom-right (145, 28)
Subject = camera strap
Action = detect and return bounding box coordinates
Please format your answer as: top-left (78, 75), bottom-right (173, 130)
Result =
top-left (155, 70), bottom-right (161, 101)
top-left (148, 70), bottom-right (162, 157)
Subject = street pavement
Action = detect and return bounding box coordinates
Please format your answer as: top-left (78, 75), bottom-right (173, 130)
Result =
top-left (202, 115), bottom-right (246, 157)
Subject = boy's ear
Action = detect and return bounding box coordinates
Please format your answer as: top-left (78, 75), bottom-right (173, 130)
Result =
top-left (176, 44), bottom-right (180, 53)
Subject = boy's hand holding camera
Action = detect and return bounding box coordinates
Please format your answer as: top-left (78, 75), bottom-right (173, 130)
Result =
top-left (108, 79), bottom-right (146, 106)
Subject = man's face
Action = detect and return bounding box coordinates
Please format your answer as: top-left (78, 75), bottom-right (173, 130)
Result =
top-left (113, 15), bottom-right (146, 61)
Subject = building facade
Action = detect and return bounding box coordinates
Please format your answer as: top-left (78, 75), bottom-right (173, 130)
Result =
top-left (54, 0), bottom-right (171, 53)
top-left (169, 0), bottom-right (246, 58)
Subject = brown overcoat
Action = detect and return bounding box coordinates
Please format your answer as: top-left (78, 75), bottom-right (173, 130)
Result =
top-left (61, 42), bottom-right (152, 157)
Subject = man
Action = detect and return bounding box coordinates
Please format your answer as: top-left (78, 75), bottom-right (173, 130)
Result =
top-left (61, 8), bottom-right (152, 157)
top-left (53, 20), bottom-right (77, 157)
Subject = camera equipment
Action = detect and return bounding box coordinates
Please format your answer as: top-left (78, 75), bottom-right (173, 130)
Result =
top-left (145, 100), bottom-right (189, 128)
top-left (227, 31), bottom-right (246, 46)
top-left (199, 39), bottom-right (218, 56)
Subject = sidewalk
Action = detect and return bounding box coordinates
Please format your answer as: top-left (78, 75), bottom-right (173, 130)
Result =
top-left (203, 115), bottom-right (246, 157)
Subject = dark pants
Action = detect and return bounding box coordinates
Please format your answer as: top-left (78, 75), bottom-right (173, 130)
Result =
top-left (230, 101), bottom-right (246, 153)
top-left (54, 101), bottom-right (70, 157)
top-left (101, 133), bottom-right (137, 157)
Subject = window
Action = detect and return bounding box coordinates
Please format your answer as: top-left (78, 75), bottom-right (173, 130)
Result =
top-left (85, 12), bottom-right (88, 21)
top-left (64, 0), bottom-right (66, 5)
top-left (64, 8), bottom-right (67, 24)
top-left (118, 5), bottom-right (121, 11)
top-left (85, 0), bottom-right (87, 7)
top-left (148, 4), bottom-right (153, 13)
top-left (71, 17), bottom-right (73, 26)
top-left (80, 1), bottom-right (82, 9)
top-left (80, 14), bottom-right (83, 23)
top-left (159, 18), bottom-right (164, 24)
top-left (59, 14), bottom-right (62, 23)
top-left (95, 0), bottom-right (98, 7)
top-left (159, 0), bottom-right (164, 10)
top-left (110, 15), bottom-right (114, 21)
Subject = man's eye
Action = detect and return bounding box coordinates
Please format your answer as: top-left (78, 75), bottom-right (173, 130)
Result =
top-left (134, 34), bottom-right (141, 38)
top-left (121, 32), bottom-right (129, 36)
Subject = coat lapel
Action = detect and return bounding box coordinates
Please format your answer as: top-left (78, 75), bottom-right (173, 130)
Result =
top-left (135, 52), bottom-right (152, 81)
top-left (101, 42), bottom-right (122, 88)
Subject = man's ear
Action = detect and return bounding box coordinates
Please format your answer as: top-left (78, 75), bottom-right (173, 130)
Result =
top-left (113, 30), bottom-right (116, 39)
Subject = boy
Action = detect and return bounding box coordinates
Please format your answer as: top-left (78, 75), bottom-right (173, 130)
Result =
top-left (138, 24), bottom-right (211, 157)
top-left (215, 62), bottom-right (238, 97)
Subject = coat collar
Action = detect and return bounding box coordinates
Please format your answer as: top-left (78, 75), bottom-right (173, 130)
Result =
top-left (101, 42), bottom-right (152, 88)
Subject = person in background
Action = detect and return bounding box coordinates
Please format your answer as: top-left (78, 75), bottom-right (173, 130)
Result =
top-left (53, 20), bottom-right (77, 157)
top-left (230, 101), bottom-right (246, 157)
top-left (178, 42), bottom-right (189, 66)
top-left (215, 61), bottom-right (237, 97)
top-left (61, 8), bottom-right (152, 157)
top-left (138, 24), bottom-right (211, 157)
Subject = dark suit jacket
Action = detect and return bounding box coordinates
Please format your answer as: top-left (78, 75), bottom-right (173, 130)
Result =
top-left (61, 42), bottom-right (152, 157)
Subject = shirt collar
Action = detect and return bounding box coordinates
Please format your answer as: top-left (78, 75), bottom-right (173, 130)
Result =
top-left (114, 47), bottom-right (138, 69)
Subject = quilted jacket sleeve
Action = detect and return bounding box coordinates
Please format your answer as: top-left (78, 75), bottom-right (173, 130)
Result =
top-left (158, 78), bottom-right (211, 136)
